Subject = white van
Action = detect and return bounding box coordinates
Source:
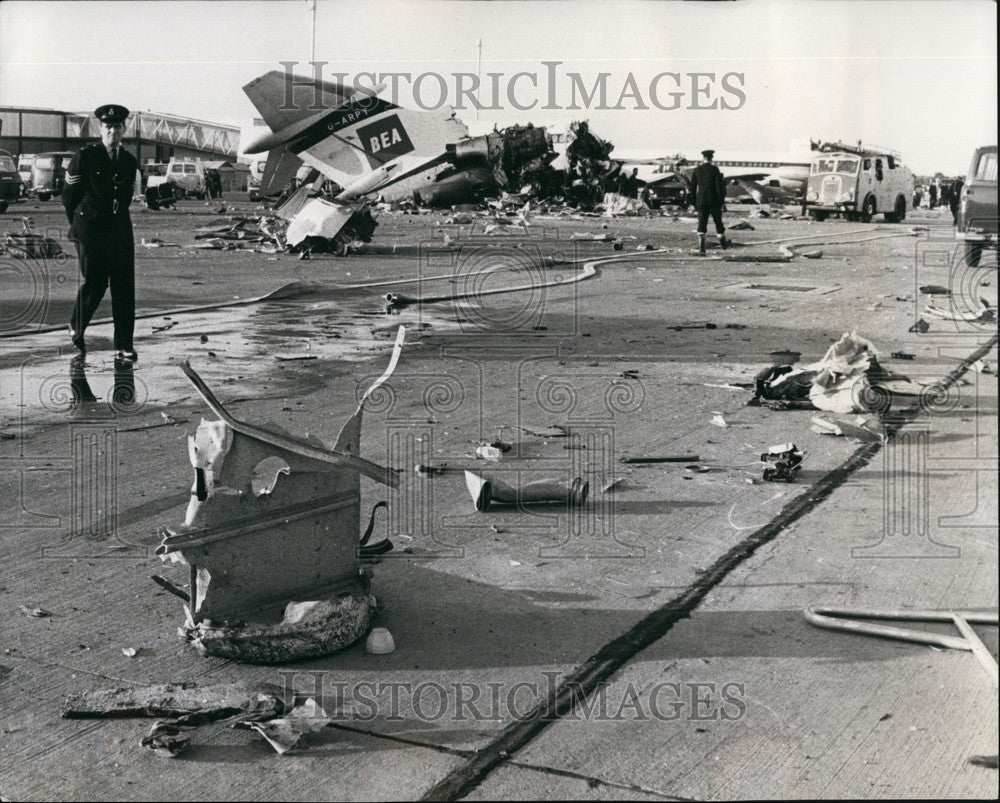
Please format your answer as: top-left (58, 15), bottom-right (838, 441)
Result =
top-left (164, 159), bottom-right (207, 199)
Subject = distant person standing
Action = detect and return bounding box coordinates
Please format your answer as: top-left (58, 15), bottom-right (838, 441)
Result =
top-left (622, 167), bottom-right (639, 199)
top-left (949, 178), bottom-right (964, 224)
top-left (929, 180), bottom-right (938, 209)
top-left (63, 104), bottom-right (139, 361)
top-left (689, 149), bottom-right (729, 255)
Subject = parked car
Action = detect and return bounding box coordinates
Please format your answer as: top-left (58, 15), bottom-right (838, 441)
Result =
top-left (30, 151), bottom-right (75, 201)
top-left (643, 175), bottom-right (688, 208)
top-left (0, 150), bottom-right (24, 213)
top-left (956, 145), bottom-right (998, 267)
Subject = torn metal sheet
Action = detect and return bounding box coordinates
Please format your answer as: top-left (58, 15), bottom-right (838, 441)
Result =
top-left (810, 416), bottom-right (884, 443)
top-left (156, 328), bottom-right (406, 662)
top-left (141, 721), bottom-right (191, 758)
top-left (464, 471), bottom-right (589, 512)
top-left (923, 301), bottom-right (995, 323)
top-left (284, 197), bottom-right (376, 249)
top-left (236, 697), bottom-right (331, 755)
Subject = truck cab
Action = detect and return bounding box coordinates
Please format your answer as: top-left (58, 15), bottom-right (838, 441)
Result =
top-left (956, 145), bottom-right (998, 267)
top-left (806, 143), bottom-right (913, 223)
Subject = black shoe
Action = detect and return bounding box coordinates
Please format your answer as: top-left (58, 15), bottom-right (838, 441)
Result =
top-left (69, 326), bottom-right (86, 353)
top-left (720, 236), bottom-right (729, 250)
top-left (115, 349), bottom-right (138, 363)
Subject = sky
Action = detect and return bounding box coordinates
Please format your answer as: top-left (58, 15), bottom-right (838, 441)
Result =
top-left (1, 0), bottom-right (996, 174)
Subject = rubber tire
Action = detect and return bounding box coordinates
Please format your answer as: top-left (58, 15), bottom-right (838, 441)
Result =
top-left (173, 185), bottom-right (185, 201)
top-left (810, 210), bottom-right (828, 222)
top-left (964, 242), bottom-right (983, 268)
top-left (37, 192), bottom-right (51, 202)
top-left (860, 196), bottom-right (876, 223)
top-left (884, 196), bottom-right (906, 223)
top-left (0, 201), bottom-right (7, 214)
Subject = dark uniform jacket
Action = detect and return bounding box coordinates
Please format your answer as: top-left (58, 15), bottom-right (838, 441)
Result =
top-left (689, 162), bottom-right (726, 210)
top-left (63, 144), bottom-right (138, 242)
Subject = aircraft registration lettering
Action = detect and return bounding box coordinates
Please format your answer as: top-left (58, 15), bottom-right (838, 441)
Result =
top-left (326, 108), bottom-right (370, 130)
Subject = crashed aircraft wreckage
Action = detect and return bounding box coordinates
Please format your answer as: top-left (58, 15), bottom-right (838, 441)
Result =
top-left (241, 71), bottom-right (565, 248)
top-left (155, 327), bottom-right (406, 663)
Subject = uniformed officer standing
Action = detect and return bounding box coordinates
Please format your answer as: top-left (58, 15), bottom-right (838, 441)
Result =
top-left (689, 149), bottom-right (729, 255)
top-left (64, 104), bottom-right (139, 361)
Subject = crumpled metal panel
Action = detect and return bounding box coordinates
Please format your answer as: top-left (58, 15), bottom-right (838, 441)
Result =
top-left (156, 328), bottom-right (405, 652)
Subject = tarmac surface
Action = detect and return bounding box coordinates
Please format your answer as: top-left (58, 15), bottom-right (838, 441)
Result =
top-left (1, 195), bottom-right (997, 800)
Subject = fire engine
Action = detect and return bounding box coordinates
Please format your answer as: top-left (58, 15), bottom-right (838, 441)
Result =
top-left (806, 141), bottom-right (914, 223)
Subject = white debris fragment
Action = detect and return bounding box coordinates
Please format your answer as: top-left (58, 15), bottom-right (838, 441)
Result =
top-left (810, 417), bottom-right (843, 436)
top-left (475, 444), bottom-right (503, 462)
top-left (365, 627), bottom-right (396, 655)
top-left (244, 698), bottom-right (331, 754)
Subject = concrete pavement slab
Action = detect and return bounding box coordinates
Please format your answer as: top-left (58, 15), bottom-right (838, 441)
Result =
top-left (2, 203), bottom-right (996, 799)
top-left (469, 337), bottom-right (997, 799)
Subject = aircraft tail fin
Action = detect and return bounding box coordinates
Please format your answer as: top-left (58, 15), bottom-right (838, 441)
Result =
top-left (260, 146), bottom-right (304, 197)
top-left (244, 69), bottom-right (357, 132)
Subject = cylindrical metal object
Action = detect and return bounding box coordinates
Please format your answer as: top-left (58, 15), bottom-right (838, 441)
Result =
top-left (464, 471), bottom-right (589, 512)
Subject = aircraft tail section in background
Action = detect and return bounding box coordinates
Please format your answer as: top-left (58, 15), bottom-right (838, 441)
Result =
top-left (730, 178), bottom-right (800, 205)
top-left (243, 70), bottom-right (358, 133)
top-left (296, 105), bottom-right (467, 199)
top-left (242, 69), bottom-right (467, 201)
top-left (260, 144), bottom-right (305, 198)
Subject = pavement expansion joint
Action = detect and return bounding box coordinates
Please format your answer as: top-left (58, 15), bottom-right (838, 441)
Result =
top-left (420, 330), bottom-right (1000, 802)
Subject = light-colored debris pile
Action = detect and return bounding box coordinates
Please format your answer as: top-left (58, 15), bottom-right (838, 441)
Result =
top-left (749, 331), bottom-right (926, 415)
